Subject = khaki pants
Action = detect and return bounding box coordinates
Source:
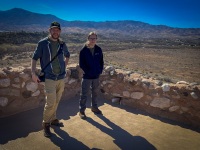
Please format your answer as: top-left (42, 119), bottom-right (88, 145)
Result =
top-left (43, 79), bottom-right (65, 123)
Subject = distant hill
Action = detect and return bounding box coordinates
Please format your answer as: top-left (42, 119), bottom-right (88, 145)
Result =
top-left (0, 8), bottom-right (65, 26)
top-left (0, 8), bottom-right (200, 39)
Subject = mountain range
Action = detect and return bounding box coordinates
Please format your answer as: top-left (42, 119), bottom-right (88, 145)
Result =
top-left (0, 8), bottom-right (200, 39)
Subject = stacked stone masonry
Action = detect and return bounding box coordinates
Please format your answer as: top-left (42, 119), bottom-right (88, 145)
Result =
top-left (0, 64), bottom-right (200, 128)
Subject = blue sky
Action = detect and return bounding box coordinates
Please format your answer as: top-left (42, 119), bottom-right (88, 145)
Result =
top-left (0, 0), bottom-right (200, 28)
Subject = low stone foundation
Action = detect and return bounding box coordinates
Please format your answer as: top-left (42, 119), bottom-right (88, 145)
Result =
top-left (0, 64), bottom-right (200, 128)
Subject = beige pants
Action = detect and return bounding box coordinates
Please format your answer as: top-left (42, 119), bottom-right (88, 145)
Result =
top-left (43, 79), bottom-right (65, 123)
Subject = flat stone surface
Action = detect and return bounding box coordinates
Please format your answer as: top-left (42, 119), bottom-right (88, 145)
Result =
top-left (0, 95), bottom-right (200, 150)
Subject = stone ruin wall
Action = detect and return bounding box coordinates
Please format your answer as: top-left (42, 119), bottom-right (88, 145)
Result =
top-left (0, 64), bottom-right (200, 128)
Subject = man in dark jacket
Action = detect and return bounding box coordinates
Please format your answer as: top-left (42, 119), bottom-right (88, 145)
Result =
top-left (79, 31), bottom-right (104, 119)
top-left (31, 21), bottom-right (70, 137)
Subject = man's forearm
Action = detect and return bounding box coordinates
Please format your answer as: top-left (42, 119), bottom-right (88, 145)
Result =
top-left (65, 57), bottom-right (69, 66)
top-left (31, 59), bottom-right (37, 74)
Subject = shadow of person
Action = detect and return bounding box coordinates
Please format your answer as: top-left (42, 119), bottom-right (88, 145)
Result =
top-left (0, 95), bottom-right (104, 145)
top-left (57, 96), bottom-right (80, 121)
top-left (57, 95), bottom-right (105, 121)
top-left (86, 115), bottom-right (157, 150)
top-left (51, 126), bottom-right (89, 150)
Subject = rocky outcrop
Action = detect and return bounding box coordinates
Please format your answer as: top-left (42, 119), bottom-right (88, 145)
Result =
top-left (0, 64), bottom-right (200, 128)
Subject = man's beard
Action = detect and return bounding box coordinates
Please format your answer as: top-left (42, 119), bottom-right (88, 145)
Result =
top-left (51, 33), bottom-right (59, 40)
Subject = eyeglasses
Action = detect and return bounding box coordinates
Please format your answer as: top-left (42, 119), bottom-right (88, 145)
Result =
top-left (89, 38), bottom-right (97, 40)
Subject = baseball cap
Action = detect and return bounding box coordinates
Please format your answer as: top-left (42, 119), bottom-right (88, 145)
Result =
top-left (50, 21), bottom-right (61, 30)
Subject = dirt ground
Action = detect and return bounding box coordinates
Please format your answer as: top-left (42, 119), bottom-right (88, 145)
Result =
top-left (103, 47), bottom-right (200, 83)
top-left (1, 45), bottom-right (200, 84)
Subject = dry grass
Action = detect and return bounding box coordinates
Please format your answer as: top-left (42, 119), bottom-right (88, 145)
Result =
top-left (0, 41), bottom-right (199, 84)
top-left (104, 47), bottom-right (200, 83)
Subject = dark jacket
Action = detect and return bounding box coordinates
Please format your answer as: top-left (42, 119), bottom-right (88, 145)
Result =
top-left (32, 37), bottom-right (70, 80)
top-left (79, 44), bottom-right (104, 79)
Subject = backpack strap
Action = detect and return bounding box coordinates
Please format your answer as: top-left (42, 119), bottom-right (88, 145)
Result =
top-left (41, 41), bottom-right (64, 73)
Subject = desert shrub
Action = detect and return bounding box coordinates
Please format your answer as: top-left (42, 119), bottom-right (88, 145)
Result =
top-left (162, 77), bottom-right (172, 83)
top-left (0, 31), bottom-right (48, 44)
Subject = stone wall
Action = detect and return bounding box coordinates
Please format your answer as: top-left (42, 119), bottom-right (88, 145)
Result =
top-left (0, 64), bottom-right (81, 117)
top-left (101, 66), bottom-right (200, 128)
top-left (0, 64), bottom-right (200, 128)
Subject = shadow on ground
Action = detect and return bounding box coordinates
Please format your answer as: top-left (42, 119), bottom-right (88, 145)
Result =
top-left (86, 115), bottom-right (156, 150)
top-left (0, 94), bottom-right (199, 147)
top-left (50, 126), bottom-right (89, 150)
top-left (0, 106), bottom-right (43, 144)
top-left (0, 96), bottom-right (80, 144)
top-left (103, 96), bottom-right (200, 133)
